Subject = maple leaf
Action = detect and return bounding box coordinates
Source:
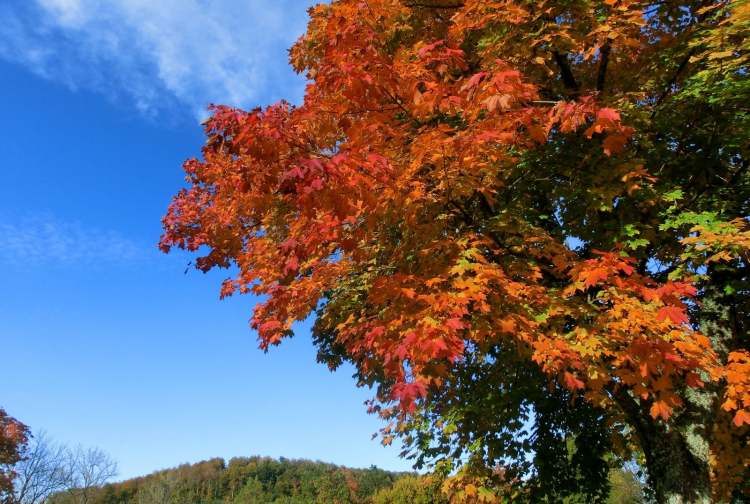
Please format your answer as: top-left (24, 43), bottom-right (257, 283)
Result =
top-left (597, 108), bottom-right (621, 123)
top-left (733, 410), bottom-right (750, 427)
top-left (722, 398), bottom-right (738, 411)
top-left (579, 267), bottom-right (609, 289)
top-left (685, 373), bottom-right (705, 388)
top-left (603, 134), bottom-right (628, 156)
top-left (284, 256), bottom-right (300, 275)
top-left (445, 318), bottom-right (465, 331)
top-left (656, 306), bottom-right (690, 325)
top-left (563, 371), bottom-right (585, 390)
top-left (460, 72), bottom-right (488, 92)
top-left (258, 320), bottom-right (283, 335)
top-left (650, 401), bottom-right (672, 422)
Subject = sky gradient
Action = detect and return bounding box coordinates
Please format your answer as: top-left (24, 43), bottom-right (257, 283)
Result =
top-left (0, 0), bottom-right (413, 481)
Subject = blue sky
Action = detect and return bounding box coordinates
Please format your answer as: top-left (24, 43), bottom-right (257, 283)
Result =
top-left (0, 0), bottom-right (412, 481)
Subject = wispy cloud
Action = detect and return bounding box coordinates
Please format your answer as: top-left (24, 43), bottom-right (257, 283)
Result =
top-left (0, 215), bottom-right (142, 267)
top-left (0, 0), bottom-right (312, 119)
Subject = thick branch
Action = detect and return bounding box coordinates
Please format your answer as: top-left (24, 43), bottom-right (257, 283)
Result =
top-left (596, 42), bottom-right (611, 93)
top-left (552, 51), bottom-right (580, 93)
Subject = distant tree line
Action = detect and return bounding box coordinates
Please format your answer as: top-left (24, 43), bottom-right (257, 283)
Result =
top-left (5, 424), bottom-right (647, 503)
top-left (50, 457), bottom-right (405, 504)
top-left (45, 457), bottom-right (644, 504)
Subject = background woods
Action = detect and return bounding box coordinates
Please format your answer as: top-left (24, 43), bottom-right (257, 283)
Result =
top-left (0, 421), bottom-right (646, 503)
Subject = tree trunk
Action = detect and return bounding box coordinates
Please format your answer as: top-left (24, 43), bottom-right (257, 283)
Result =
top-left (638, 422), bottom-right (712, 503)
top-left (614, 388), bottom-right (714, 503)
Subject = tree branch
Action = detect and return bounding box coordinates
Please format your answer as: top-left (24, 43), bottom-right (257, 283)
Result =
top-left (402, 0), bottom-right (465, 8)
top-left (552, 51), bottom-right (580, 93)
top-left (596, 42), bottom-right (611, 93)
top-left (650, 0), bottom-right (715, 117)
top-left (650, 47), bottom-right (697, 118)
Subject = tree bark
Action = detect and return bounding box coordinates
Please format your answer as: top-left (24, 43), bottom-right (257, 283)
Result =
top-left (614, 389), bottom-right (713, 503)
top-left (639, 424), bottom-right (712, 503)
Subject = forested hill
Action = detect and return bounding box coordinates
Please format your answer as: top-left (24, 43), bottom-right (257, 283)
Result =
top-left (46, 456), bottom-right (440, 504)
top-left (44, 455), bottom-right (645, 504)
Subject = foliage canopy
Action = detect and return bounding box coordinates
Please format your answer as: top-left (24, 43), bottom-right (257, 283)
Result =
top-left (161, 0), bottom-right (750, 501)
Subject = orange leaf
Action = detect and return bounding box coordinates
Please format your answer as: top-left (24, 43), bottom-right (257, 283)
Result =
top-left (733, 410), bottom-right (750, 427)
top-left (650, 400), bottom-right (672, 421)
top-left (603, 133), bottom-right (627, 156)
top-left (722, 398), bottom-right (738, 412)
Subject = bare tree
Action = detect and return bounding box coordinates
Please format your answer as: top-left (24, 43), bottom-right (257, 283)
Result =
top-left (12, 432), bottom-right (71, 504)
top-left (12, 433), bottom-right (117, 504)
top-left (66, 447), bottom-right (117, 504)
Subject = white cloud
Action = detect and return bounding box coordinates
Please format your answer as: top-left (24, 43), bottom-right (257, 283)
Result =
top-left (0, 215), bottom-right (142, 267)
top-left (0, 0), bottom-right (312, 118)
top-left (37, 0), bottom-right (87, 27)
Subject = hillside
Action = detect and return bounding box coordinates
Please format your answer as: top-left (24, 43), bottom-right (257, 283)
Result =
top-left (44, 454), bottom-right (645, 504)
top-left (46, 456), bottom-right (438, 504)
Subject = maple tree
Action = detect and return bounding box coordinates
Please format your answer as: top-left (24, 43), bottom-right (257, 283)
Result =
top-left (161, 0), bottom-right (749, 501)
top-left (0, 409), bottom-right (29, 501)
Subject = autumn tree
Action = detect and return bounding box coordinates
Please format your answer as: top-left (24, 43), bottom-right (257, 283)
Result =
top-left (0, 409), bottom-right (28, 503)
top-left (372, 474), bottom-right (447, 504)
top-left (161, 0), bottom-right (750, 501)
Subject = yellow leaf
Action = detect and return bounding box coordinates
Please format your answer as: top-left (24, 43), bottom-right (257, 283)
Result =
top-left (708, 50), bottom-right (734, 60)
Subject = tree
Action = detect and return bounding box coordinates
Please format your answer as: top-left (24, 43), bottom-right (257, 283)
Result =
top-left (12, 432), bottom-right (71, 504)
top-left (160, 0), bottom-right (750, 501)
top-left (0, 409), bottom-right (28, 502)
top-left (372, 475), bottom-right (447, 504)
top-left (608, 464), bottom-right (647, 504)
top-left (135, 473), bottom-right (178, 504)
top-left (66, 447), bottom-right (118, 504)
top-left (47, 446), bottom-right (118, 504)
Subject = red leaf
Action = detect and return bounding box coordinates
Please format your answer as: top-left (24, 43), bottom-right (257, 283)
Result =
top-left (597, 107), bottom-right (621, 122)
top-left (284, 255), bottom-right (299, 275)
top-left (563, 371), bottom-right (585, 390)
top-left (445, 318), bottom-right (465, 331)
top-left (657, 305), bottom-right (689, 325)
top-left (461, 72), bottom-right (488, 92)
